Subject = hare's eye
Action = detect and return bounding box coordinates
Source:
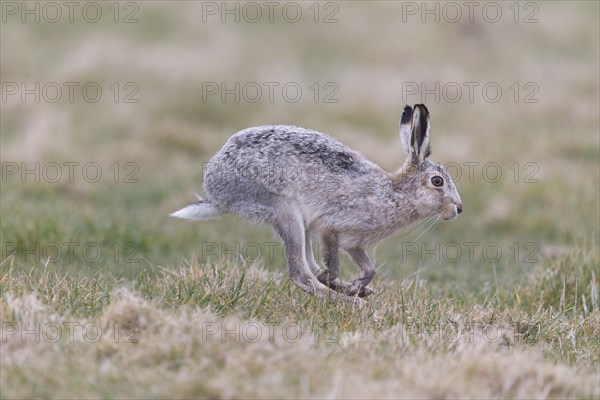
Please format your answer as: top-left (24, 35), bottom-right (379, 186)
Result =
top-left (431, 176), bottom-right (444, 187)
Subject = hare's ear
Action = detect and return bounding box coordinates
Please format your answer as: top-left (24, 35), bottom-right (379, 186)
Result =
top-left (399, 105), bottom-right (413, 156)
top-left (400, 104), bottom-right (431, 165)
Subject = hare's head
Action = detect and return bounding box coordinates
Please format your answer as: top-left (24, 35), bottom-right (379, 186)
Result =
top-left (398, 104), bottom-right (462, 220)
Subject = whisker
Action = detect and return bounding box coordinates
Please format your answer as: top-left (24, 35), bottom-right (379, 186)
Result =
top-left (401, 216), bottom-right (434, 243)
top-left (411, 216), bottom-right (440, 243)
top-left (409, 219), bottom-right (433, 242)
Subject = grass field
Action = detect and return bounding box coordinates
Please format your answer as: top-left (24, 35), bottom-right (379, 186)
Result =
top-left (1, 1), bottom-right (599, 398)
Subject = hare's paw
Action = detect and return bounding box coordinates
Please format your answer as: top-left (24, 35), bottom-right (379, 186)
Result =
top-left (316, 271), bottom-right (375, 298)
top-left (317, 273), bottom-right (353, 293)
top-left (321, 277), bottom-right (374, 299)
top-left (329, 279), bottom-right (352, 293)
top-left (316, 269), bottom-right (333, 285)
top-left (316, 270), bottom-right (346, 288)
top-left (346, 283), bottom-right (375, 298)
top-left (357, 286), bottom-right (374, 298)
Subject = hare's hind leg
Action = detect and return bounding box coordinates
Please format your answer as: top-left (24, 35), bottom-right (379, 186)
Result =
top-left (345, 248), bottom-right (375, 298)
top-left (304, 232), bottom-right (321, 276)
top-left (272, 208), bottom-right (362, 304)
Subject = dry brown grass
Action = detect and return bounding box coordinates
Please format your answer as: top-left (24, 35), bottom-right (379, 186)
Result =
top-left (2, 282), bottom-right (598, 399)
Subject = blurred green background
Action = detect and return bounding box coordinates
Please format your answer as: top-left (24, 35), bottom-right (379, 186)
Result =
top-left (1, 1), bottom-right (598, 292)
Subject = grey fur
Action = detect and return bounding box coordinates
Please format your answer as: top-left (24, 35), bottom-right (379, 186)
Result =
top-left (172, 104), bottom-right (462, 304)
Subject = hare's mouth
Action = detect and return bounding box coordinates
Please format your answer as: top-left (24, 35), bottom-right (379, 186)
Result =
top-left (442, 204), bottom-right (461, 220)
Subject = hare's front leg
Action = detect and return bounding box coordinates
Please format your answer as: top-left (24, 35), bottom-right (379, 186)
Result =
top-left (315, 232), bottom-right (355, 294)
top-left (316, 231), bottom-right (339, 284)
top-left (345, 248), bottom-right (375, 298)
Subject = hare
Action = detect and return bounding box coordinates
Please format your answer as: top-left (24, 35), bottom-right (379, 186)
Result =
top-left (171, 104), bottom-right (462, 303)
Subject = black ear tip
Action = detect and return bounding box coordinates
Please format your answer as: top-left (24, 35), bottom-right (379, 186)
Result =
top-left (401, 105), bottom-right (413, 124)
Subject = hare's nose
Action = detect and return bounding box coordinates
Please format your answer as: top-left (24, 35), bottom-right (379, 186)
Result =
top-left (457, 205), bottom-right (463, 214)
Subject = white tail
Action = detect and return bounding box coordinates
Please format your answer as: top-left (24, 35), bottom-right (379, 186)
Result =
top-left (170, 201), bottom-right (222, 220)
